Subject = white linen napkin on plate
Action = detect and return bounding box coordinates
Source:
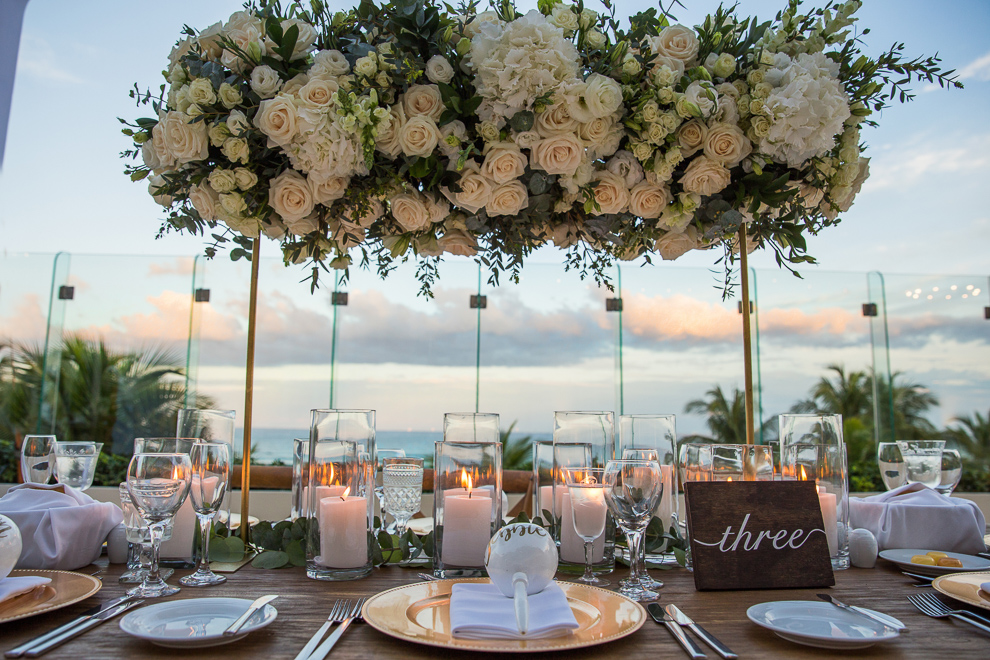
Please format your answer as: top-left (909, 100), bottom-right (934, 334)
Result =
top-left (449, 582), bottom-right (579, 640)
top-left (0, 484), bottom-right (122, 570)
top-left (0, 576), bottom-right (51, 605)
top-left (849, 483), bottom-right (986, 554)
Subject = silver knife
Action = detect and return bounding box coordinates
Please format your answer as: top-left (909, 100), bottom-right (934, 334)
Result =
top-left (665, 605), bottom-right (737, 659)
top-left (646, 603), bottom-right (706, 659)
top-left (224, 594), bottom-right (278, 635)
top-left (816, 594), bottom-right (907, 632)
top-left (23, 600), bottom-right (144, 658)
top-left (5, 594), bottom-right (137, 658)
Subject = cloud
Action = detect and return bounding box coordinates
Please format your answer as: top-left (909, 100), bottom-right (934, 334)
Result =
top-left (862, 133), bottom-right (990, 191)
top-left (147, 259), bottom-right (195, 277)
top-left (922, 50), bottom-right (990, 92)
top-left (1, 293), bottom-right (48, 347)
top-left (16, 35), bottom-right (85, 84)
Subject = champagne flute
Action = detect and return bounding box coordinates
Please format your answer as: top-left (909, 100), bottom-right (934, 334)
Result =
top-left (620, 448), bottom-right (662, 590)
top-left (563, 467), bottom-right (609, 587)
top-left (180, 442), bottom-right (230, 587)
top-left (602, 459), bottom-right (663, 601)
top-left (20, 435), bottom-right (56, 484)
top-left (126, 453), bottom-right (192, 597)
top-left (877, 442), bottom-right (906, 491)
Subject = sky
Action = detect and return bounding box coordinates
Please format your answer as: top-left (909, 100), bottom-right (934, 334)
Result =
top-left (0, 0), bottom-right (988, 438)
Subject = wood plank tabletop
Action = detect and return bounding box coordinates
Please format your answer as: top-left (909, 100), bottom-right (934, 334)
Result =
top-left (3, 559), bottom-right (988, 658)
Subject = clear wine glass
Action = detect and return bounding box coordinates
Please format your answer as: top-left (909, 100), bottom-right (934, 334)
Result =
top-left (936, 449), bottom-right (963, 495)
top-left (877, 442), bottom-right (906, 491)
top-left (375, 449), bottom-right (406, 532)
top-left (620, 448), bottom-right (662, 590)
top-left (602, 459), bottom-right (663, 601)
top-left (20, 435), bottom-right (56, 484)
top-left (563, 467), bottom-right (610, 587)
top-left (118, 483), bottom-right (174, 584)
top-left (53, 442), bottom-right (103, 490)
top-left (180, 442), bottom-right (230, 587)
top-left (382, 457), bottom-right (423, 537)
top-left (126, 453), bottom-right (192, 597)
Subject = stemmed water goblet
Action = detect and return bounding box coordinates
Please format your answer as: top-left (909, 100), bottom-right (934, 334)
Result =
top-left (180, 442), bottom-right (230, 587)
top-left (936, 449), bottom-right (962, 495)
top-left (20, 435), bottom-right (56, 484)
top-left (126, 453), bottom-right (192, 597)
top-left (381, 457), bottom-right (423, 537)
top-left (896, 440), bottom-right (945, 488)
top-left (118, 483), bottom-right (173, 584)
top-left (562, 467), bottom-right (609, 587)
top-left (620, 448), bottom-right (663, 590)
top-left (375, 449), bottom-right (406, 532)
top-left (877, 442), bottom-right (906, 491)
top-left (602, 459), bottom-right (663, 601)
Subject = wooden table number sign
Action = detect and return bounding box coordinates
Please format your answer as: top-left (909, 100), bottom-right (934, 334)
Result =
top-left (684, 480), bottom-right (835, 591)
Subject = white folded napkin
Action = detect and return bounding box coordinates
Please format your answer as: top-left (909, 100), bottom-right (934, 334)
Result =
top-left (0, 484), bottom-right (123, 570)
top-left (849, 483), bottom-right (986, 554)
top-left (981, 581), bottom-right (990, 597)
top-left (449, 582), bottom-right (579, 640)
top-left (0, 576), bottom-right (51, 605)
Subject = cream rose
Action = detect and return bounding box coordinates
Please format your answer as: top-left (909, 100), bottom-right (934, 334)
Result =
top-left (513, 130), bottom-right (541, 149)
top-left (141, 140), bottom-right (161, 171)
top-left (535, 100), bottom-right (577, 137)
top-left (440, 229), bottom-right (478, 256)
top-left (255, 95), bottom-right (298, 147)
top-left (148, 175), bottom-right (173, 206)
top-left (679, 155), bottom-right (731, 196)
top-left (188, 182), bottom-right (220, 221)
top-left (156, 111), bottom-right (209, 166)
top-left (187, 78), bottom-right (217, 106)
top-left (234, 168), bottom-right (258, 190)
top-left (685, 80), bottom-right (718, 118)
top-left (194, 24), bottom-right (222, 60)
top-left (283, 212), bottom-right (319, 237)
top-left (208, 168), bottom-right (237, 193)
top-left (376, 104), bottom-right (407, 158)
top-left (531, 134), bottom-right (584, 176)
top-left (312, 49), bottom-right (350, 76)
top-left (486, 181), bottom-right (529, 216)
top-left (299, 78), bottom-right (338, 109)
top-left (447, 163), bottom-right (494, 214)
top-left (703, 122), bottom-right (751, 167)
top-left (311, 175), bottom-right (348, 205)
top-left (676, 119), bottom-right (708, 157)
top-left (656, 225), bottom-right (700, 260)
top-left (549, 4), bottom-right (579, 32)
top-left (425, 55), bottom-right (455, 84)
top-left (227, 109), bottom-right (251, 137)
top-left (390, 193), bottom-right (432, 232)
top-left (402, 85), bottom-right (444, 121)
top-left (653, 25), bottom-right (699, 63)
top-left (591, 171), bottom-right (629, 215)
top-left (222, 137), bottom-right (249, 164)
top-left (606, 150), bottom-right (645, 188)
top-left (269, 169), bottom-right (315, 223)
top-left (218, 83), bottom-right (242, 109)
top-left (583, 74), bottom-right (623, 119)
top-left (397, 115), bottom-right (441, 157)
top-left (628, 180), bottom-right (670, 219)
top-left (481, 142), bottom-right (527, 184)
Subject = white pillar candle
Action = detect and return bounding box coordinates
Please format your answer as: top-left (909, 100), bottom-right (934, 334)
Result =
top-left (817, 485), bottom-right (838, 557)
top-left (160, 494), bottom-right (196, 560)
top-left (657, 465), bottom-right (675, 531)
top-left (319, 493), bottom-right (368, 568)
top-left (304, 484), bottom-right (346, 513)
top-left (539, 485), bottom-right (566, 518)
top-left (441, 493), bottom-right (492, 567)
top-left (560, 489), bottom-right (605, 564)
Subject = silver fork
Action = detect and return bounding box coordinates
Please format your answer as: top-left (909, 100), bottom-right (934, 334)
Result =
top-left (293, 600), bottom-right (348, 660)
top-left (907, 593), bottom-right (990, 634)
top-left (308, 597), bottom-right (366, 660)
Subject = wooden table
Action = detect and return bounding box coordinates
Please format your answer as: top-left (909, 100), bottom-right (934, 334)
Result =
top-left (3, 560), bottom-right (988, 658)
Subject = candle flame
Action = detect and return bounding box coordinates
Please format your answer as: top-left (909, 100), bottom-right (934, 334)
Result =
top-left (799, 465), bottom-right (808, 481)
top-left (340, 486), bottom-right (351, 501)
top-left (727, 477), bottom-right (733, 482)
top-left (466, 474), bottom-right (473, 496)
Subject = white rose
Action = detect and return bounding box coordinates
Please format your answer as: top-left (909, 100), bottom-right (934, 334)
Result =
top-left (194, 23), bottom-right (222, 60)
top-left (606, 150), bottom-right (645, 188)
top-left (585, 29), bottom-right (607, 50)
top-left (535, 100), bottom-right (577, 136)
top-left (531, 134), bottom-right (584, 176)
top-left (402, 85), bottom-right (444, 121)
top-left (261, 217), bottom-right (288, 240)
top-left (591, 171), bottom-right (629, 215)
top-left (679, 155), bottom-right (731, 196)
top-left (376, 104), bottom-right (407, 158)
top-left (209, 168), bottom-right (238, 193)
top-left (628, 180), bottom-right (670, 219)
top-left (222, 214), bottom-right (261, 238)
top-left (254, 95), bottom-right (298, 148)
top-left (222, 137), bottom-right (249, 164)
top-left (513, 130), bottom-right (541, 149)
top-left (397, 115), bottom-right (441, 157)
top-left (425, 55), bottom-right (455, 84)
top-left (227, 110), bottom-right (250, 137)
top-left (582, 74), bottom-right (622, 119)
top-left (219, 191), bottom-right (247, 217)
top-left (481, 141), bottom-right (527, 184)
top-left (549, 5), bottom-right (579, 33)
top-left (830, 157), bottom-right (870, 214)
top-left (486, 181), bottom-right (529, 216)
top-left (234, 168), bottom-right (258, 190)
top-left (354, 55), bottom-right (377, 78)
top-left (218, 83), bottom-right (242, 109)
top-left (703, 122), bottom-right (751, 167)
top-left (283, 212), bottom-right (319, 237)
top-left (312, 50), bottom-right (350, 76)
top-left (311, 175), bottom-right (348, 205)
top-left (141, 140), bottom-right (161, 171)
top-left (444, 162), bottom-right (494, 213)
top-left (656, 225), bottom-right (700, 260)
top-left (279, 18), bottom-right (318, 59)
top-left (439, 229), bottom-right (478, 256)
top-left (188, 182), bottom-right (220, 221)
top-left (391, 193), bottom-right (432, 232)
top-left (685, 80), bottom-right (718, 118)
top-left (578, 115), bottom-right (614, 146)
top-left (148, 175), bottom-right (173, 206)
top-left (713, 53), bottom-right (736, 78)
top-left (653, 24), bottom-right (699, 63)
top-left (269, 169), bottom-right (315, 223)
top-left (622, 54), bottom-right (642, 76)
top-left (463, 11), bottom-right (501, 39)
top-left (282, 73), bottom-right (309, 97)
top-left (478, 121), bottom-right (501, 143)
top-left (187, 78), bottom-right (217, 106)
top-left (249, 66), bottom-right (282, 99)
top-left (156, 111), bottom-right (209, 166)
top-left (299, 78), bottom-right (338, 110)
top-left (676, 119), bottom-right (708, 157)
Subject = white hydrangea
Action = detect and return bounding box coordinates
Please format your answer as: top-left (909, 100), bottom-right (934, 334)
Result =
top-left (468, 10), bottom-right (581, 122)
top-left (758, 51), bottom-right (851, 168)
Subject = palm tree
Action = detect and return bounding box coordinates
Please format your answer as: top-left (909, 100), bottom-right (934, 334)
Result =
top-left (944, 409), bottom-right (990, 463)
top-left (872, 372), bottom-right (940, 440)
top-left (500, 421), bottom-right (534, 471)
top-left (682, 386), bottom-right (749, 444)
top-left (791, 364), bottom-right (871, 420)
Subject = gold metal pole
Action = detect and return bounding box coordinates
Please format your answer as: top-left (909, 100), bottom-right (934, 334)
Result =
top-left (738, 229), bottom-right (755, 446)
top-left (240, 238), bottom-right (261, 541)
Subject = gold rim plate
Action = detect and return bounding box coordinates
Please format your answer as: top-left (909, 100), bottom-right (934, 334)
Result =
top-left (0, 569), bottom-right (102, 624)
top-left (932, 571), bottom-right (990, 612)
top-left (362, 578), bottom-right (646, 653)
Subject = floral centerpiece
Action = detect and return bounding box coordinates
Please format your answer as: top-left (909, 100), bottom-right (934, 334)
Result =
top-left (122, 0), bottom-right (960, 295)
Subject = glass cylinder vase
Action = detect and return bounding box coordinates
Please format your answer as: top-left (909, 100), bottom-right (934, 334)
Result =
top-left (306, 410), bottom-right (375, 581)
top-left (553, 411), bottom-right (615, 575)
top-left (781, 443), bottom-right (850, 570)
top-left (432, 440), bottom-right (502, 578)
top-left (442, 412), bottom-right (500, 443)
top-left (291, 438), bottom-right (309, 520)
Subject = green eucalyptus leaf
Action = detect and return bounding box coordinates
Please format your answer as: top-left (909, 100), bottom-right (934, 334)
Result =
top-left (252, 550), bottom-right (290, 569)
top-left (285, 539), bottom-right (306, 566)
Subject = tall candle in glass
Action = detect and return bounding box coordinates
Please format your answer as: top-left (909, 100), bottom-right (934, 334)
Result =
top-left (533, 441), bottom-right (562, 522)
top-left (553, 411), bottom-right (615, 575)
top-left (306, 409), bottom-right (375, 581)
top-left (291, 438), bottom-right (309, 520)
top-left (782, 443), bottom-right (849, 570)
top-left (433, 439), bottom-right (502, 578)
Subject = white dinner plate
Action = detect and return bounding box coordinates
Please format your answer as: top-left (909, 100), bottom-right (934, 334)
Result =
top-left (119, 597), bottom-right (277, 648)
top-left (878, 548), bottom-right (990, 577)
top-left (747, 601), bottom-right (902, 650)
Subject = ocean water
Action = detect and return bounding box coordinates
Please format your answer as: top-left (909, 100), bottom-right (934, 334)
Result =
top-left (237, 428), bottom-right (553, 464)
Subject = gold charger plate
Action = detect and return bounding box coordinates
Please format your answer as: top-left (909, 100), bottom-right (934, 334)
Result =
top-left (362, 578), bottom-right (646, 653)
top-left (932, 571), bottom-right (990, 612)
top-left (0, 569), bottom-right (102, 624)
